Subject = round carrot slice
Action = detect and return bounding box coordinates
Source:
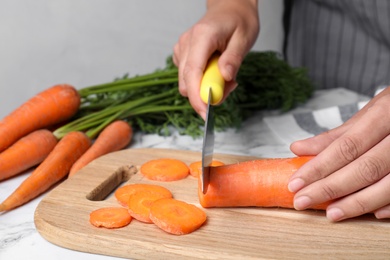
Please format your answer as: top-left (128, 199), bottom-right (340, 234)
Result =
top-left (114, 183), bottom-right (172, 207)
top-left (188, 160), bottom-right (225, 177)
top-left (149, 198), bottom-right (207, 235)
top-left (128, 190), bottom-right (170, 223)
top-left (89, 207), bottom-right (132, 229)
top-left (140, 158), bottom-right (189, 181)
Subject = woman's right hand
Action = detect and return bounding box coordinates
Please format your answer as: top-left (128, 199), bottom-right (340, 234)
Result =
top-left (173, 0), bottom-right (260, 119)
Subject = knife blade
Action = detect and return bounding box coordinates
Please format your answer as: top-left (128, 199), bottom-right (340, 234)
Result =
top-left (200, 54), bottom-right (225, 194)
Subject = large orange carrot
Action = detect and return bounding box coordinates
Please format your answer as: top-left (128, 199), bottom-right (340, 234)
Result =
top-left (198, 156), bottom-right (330, 210)
top-left (68, 120), bottom-right (133, 177)
top-left (149, 198), bottom-right (207, 235)
top-left (0, 84), bottom-right (80, 153)
top-left (0, 129), bottom-right (58, 181)
top-left (0, 131), bottom-right (91, 212)
top-left (89, 207), bottom-right (132, 229)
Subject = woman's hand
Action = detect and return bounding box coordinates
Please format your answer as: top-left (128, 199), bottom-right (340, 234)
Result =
top-left (173, 0), bottom-right (259, 119)
top-left (289, 86), bottom-right (390, 221)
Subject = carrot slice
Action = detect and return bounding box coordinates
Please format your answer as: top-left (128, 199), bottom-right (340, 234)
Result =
top-left (188, 160), bottom-right (225, 178)
top-left (149, 198), bottom-right (207, 235)
top-left (128, 190), bottom-right (170, 223)
top-left (140, 158), bottom-right (189, 181)
top-left (89, 207), bottom-right (132, 229)
top-left (114, 183), bottom-right (172, 207)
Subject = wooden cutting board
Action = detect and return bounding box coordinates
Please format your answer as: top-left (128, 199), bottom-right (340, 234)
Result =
top-left (34, 148), bottom-right (390, 259)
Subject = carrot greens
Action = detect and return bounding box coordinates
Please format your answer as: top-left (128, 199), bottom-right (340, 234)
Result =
top-left (54, 51), bottom-right (314, 139)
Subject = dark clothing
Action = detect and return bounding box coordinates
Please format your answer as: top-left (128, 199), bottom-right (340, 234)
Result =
top-left (284, 0), bottom-right (390, 96)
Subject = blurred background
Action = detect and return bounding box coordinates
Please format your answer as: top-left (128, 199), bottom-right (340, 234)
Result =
top-left (0, 0), bottom-right (283, 119)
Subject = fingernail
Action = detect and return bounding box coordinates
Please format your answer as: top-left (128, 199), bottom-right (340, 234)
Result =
top-left (225, 64), bottom-right (235, 81)
top-left (200, 111), bottom-right (206, 121)
top-left (327, 207), bottom-right (344, 222)
top-left (294, 196), bottom-right (311, 210)
top-left (375, 209), bottom-right (390, 219)
top-left (288, 178), bottom-right (305, 192)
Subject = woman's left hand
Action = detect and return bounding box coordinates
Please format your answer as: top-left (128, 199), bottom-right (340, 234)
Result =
top-left (289, 86), bottom-right (390, 221)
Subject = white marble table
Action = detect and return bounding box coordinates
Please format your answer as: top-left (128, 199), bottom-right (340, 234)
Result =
top-left (0, 89), bottom-right (369, 260)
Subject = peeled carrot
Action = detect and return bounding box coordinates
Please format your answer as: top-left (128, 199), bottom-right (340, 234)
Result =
top-left (149, 198), bottom-right (207, 235)
top-left (115, 183), bottom-right (172, 207)
top-left (0, 131), bottom-right (91, 212)
top-left (188, 160), bottom-right (225, 178)
top-left (198, 156), bottom-right (330, 210)
top-left (140, 158), bottom-right (189, 181)
top-left (0, 129), bottom-right (58, 181)
top-left (89, 207), bottom-right (132, 228)
top-left (69, 120), bottom-right (133, 177)
top-left (128, 190), bottom-right (171, 223)
top-left (0, 84), bottom-right (80, 153)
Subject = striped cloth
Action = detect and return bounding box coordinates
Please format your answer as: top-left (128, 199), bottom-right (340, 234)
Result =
top-left (263, 100), bottom-right (368, 144)
top-left (263, 87), bottom-right (385, 145)
top-left (284, 0), bottom-right (390, 97)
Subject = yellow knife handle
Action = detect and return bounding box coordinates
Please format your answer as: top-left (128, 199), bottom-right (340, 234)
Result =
top-left (200, 54), bottom-right (225, 105)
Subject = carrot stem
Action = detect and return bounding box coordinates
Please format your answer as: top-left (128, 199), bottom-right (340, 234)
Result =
top-left (78, 69), bottom-right (178, 97)
top-left (53, 89), bottom-right (184, 139)
top-left (80, 77), bottom-right (178, 96)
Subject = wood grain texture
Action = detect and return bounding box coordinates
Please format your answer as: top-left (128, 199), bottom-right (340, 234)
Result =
top-left (34, 148), bottom-right (390, 259)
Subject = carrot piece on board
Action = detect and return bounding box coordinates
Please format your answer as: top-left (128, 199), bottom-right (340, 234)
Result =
top-left (89, 207), bottom-right (132, 228)
top-left (69, 120), bottom-right (133, 177)
top-left (114, 183), bottom-right (172, 207)
top-left (0, 131), bottom-right (91, 212)
top-left (0, 84), bottom-right (80, 153)
top-left (188, 160), bottom-right (225, 178)
top-left (149, 198), bottom-right (207, 235)
top-left (0, 129), bottom-right (58, 181)
top-left (140, 158), bottom-right (189, 181)
top-left (128, 190), bottom-right (171, 223)
top-left (198, 156), bottom-right (329, 210)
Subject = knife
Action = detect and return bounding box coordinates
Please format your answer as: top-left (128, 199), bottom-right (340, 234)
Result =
top-left (200, 54), bottom-right (225, 194)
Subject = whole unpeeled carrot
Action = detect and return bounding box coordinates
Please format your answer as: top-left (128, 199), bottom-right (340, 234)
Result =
top-left (0, 131), bottom-right (91, 212)
top-left (198, 156), bottom-right (329, 210)
top-left (68, 120), bottom-right (133, 177)
top-left (0, 129), bottom-right (58, 181)
top-left (0, 84), bottom-right (80, 153)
